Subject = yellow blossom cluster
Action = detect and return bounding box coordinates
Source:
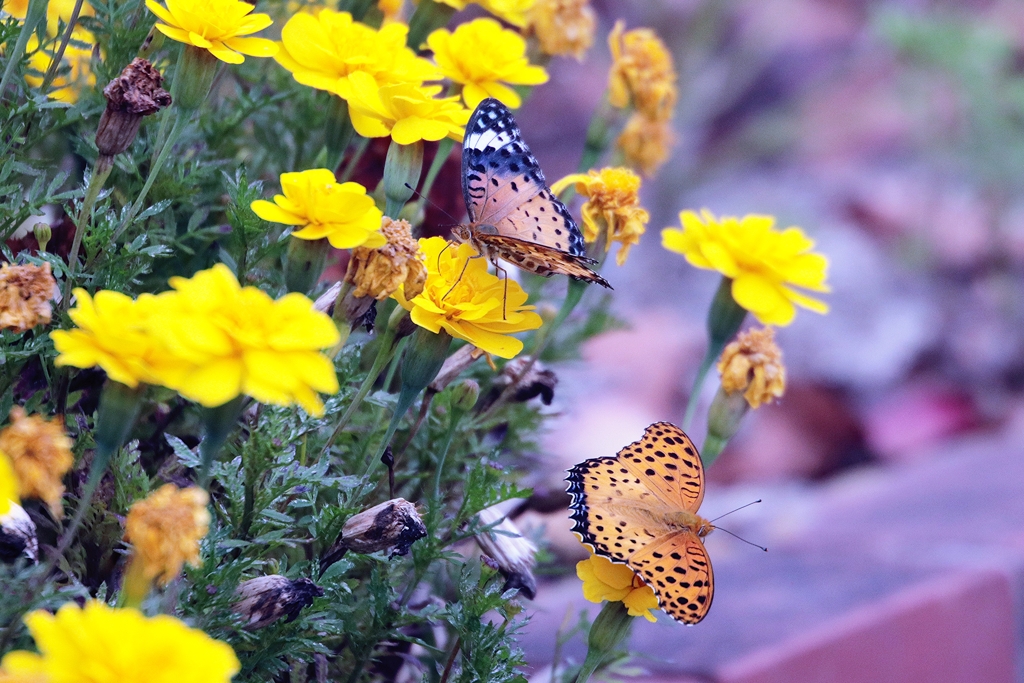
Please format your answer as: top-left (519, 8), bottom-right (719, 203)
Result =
top-left (50, 264), bottom-right (341, 415)
top-left (0, 408), bottom-right (74, 519)
top-left (436, 0), bottom-right (537, 28)
top-left (251, 169), bottom-right (385, 249)
top-left (393, 237), bottom-right (542, 359)
top-left (552, 167), bottom-right (649, 265)
top-left (124, 484), bottom-right (210, 586)
top-left (0, 601), bottom-right (239, 683)
top-left (607, 22), bottom-right (678, 177)
top-left (577, 553), bottom-right (659, 622)
top-left (662, 210), bottom-right (830, 326)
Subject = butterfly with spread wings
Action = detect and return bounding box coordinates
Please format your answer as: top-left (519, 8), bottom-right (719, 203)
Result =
top-left (451, 99), bottom-right (612, 290)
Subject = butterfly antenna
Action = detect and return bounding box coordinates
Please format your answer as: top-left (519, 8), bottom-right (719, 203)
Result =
top-left (709, 499), bottom-right (762, 524)
top-left (404, 182), bottom-right (460, 224)
top-left (713, 525), bottom-right (767, 552)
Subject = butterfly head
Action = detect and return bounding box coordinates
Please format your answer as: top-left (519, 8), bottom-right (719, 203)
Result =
top-left (451, 224), bottom-right (473, 243)
top-left (669, 510), bottom-right (714, 539)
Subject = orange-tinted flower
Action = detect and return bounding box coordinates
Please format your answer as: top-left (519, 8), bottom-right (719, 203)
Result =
top-left (0, 408), bottom-right (74, 519)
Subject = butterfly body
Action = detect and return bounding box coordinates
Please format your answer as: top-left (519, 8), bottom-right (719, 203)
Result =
top-left (567, 422), bottom-right (715, 624)
top-left (456, 99), bottom-right (611, 289)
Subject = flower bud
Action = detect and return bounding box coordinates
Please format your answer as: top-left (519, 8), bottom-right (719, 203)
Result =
top-left (322, 498), bottom-right (427, 569)
top-left (703, 386), bottom-right (749, 467)
top-left (174, 45), bottom-right (219, 112)
top-left (475, 506), bottom-right (537, 599)
top-left (0, 502), bottom-right (38, 564)
top-left (382, 140), bottom-right (424, 218)
top-left (233, 576), bottom-right (324, 629)
top-left (449, 379), bottom-right (480, 413)
top-left (33, 222), bottom-right (52, 252)
top-left (95, 58), bottom-right (171, 158)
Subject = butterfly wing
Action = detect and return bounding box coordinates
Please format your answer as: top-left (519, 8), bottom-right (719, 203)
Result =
top-left (617, 422), bottom-right (705, 513)
top-left (629, 531), bottom-right (714, 624)
top-left (474, 233), bottom-right (611, 288)
top-left (462, 98), bottom-right (587, 257)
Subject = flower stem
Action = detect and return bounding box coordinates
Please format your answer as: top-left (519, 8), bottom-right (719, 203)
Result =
top-left (577, 94), bottom-right (615, 175)
top-left (62, 156), bottom-right (113, 310)
top-left (574, 601), bottom-right (633, 683)
top-left (325, 96), bottom-right (355, 172)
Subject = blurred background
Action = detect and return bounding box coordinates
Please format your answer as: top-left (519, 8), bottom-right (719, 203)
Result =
top-left (508, 1), bottom-right (1024, 681)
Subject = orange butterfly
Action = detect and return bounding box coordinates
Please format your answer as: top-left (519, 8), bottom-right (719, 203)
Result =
top-left (567, 422), bottom-right (715, 624)
top-left (452, 99), bottom-right (612, 289)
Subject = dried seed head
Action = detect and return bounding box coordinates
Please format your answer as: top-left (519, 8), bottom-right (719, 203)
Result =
top-left (475, 506), bottom-right (537, 599)
top-left (339, 498), bottom-right (427, 557)
top-left (233, 575), bottom-right (324, 629)
top-left (96, 58), bottom-right (171, 157)
top-left (496, 357), bottom-right (557, 405)
top-left (0, 502), bottom-right (38, 563)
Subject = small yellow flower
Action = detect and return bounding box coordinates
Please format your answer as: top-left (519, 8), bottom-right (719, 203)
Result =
top-left (0, 408), bottom-right (74, 519)
top-left (124, 484), bottom-right (210, 586)
top-left (436, 0), bottom-right (537, 28)
top-left (427, 18), bottom-right (548, 109)
top-left (275, 9), bottom-right (439, 100)
top-left (576, 553), bottom-right (658, 622)
top-left (24, 32), bottom-right (96, 104)
top-left (159, 265), bottom-right (341, 415)
top-left (345, 217), bottom-right (427, 300)
top-left (607, 21), bottom-right (677, 120)
top-left (51, 289), bottom-right (183, 389)
top-left (526, 0), bottom-right (595, 60)
top-left (251, 169), bottom-right (385, 249)
top-left (145, 0), bottom-right (279, 64)
top-left (0, 600), bottom-right (240, 683)
top-left (718, 327), bottom-right (786, 409)
top-left (393, 237), bottom-right (542, 359)
top-left (346, 72), bottom-right (469, 144)
top-left (2, 0), bottom-right (94, 33)
top-left (0, 262), bottom-right (57, 333)
top-left (0, 451), bottom-right (17, 517)
top-left (662, 210), bottom-right (831, 326)
top-left (551, 167), bottom-right (649, 265)
top-left (617, 112), bottom-right (674, 178)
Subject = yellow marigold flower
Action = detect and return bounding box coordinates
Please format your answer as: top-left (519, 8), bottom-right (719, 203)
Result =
top-left (275, 9), bottom-right (439, 100)
top-left (551, 167), bottom-right (649, 266)
top-left (392, 237), bottom-right (542, 359)
top-left (0, 408), bottom-right (74, 519)
top-left (124, 484), bottom-right (209, 585)
top-left (145, 0), bottom-right (279, 64)
top-left (436, 0), bottom-right (536, 28)
top-left (251, 169), bottom-right (385, 250)
top-left (346, 72), bottom-right (469, 144)
top-left (607, 21), bottom-right (677, 120)
top-left (0, 451), bottom-right (16, 517)
top-left (51, 288), bottom-right (182, 388)
top-left (2, 0), bottom-right (94, 33)
top-left (345, 217), bottom-right (426, 300)
top-left (159, 264), bottom-right (341, 416)
top-left (718, 327), bottom-right (785, 409)
top-left (526, 0), bottom-right (595, 60)
top-left (0, 600), bottom-right (239, 683)
top-left (617, 112), bottom-right (674, 178)
top-left (24, 32), bottom-right (96, 104)
top-left (427, 18), bottom-right (548, 109)
top-left (662, 210), bottom-right (831, 326)
top-left (576, 553), bottom-right (658, 622)
top-left (0, 262), bottom-right (57, 333)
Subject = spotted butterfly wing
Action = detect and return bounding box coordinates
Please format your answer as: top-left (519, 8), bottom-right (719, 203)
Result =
top-left (566, 422), bottom-right (714, 624)
top-left (460, 99), bottom-right (611, 288)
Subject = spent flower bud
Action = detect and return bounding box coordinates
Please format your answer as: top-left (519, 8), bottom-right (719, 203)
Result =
top-left (233, 576), bottom-right (324, 629)
top-left (322, 498), bottom-right (427, 570)
top-left (475, 506), bottom-right (537, 599)
top-left (96, 59), bottom-right (171, 158)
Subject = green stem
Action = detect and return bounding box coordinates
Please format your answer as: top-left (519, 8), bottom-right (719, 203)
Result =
top-left (62, 156), bottom-right (113, 310)
top-left (325, 96), bottom-right (355, 172)
top-left (0, 0), bottom-right (47, 98)
top-left (574, 601), bottom-right (633, 683)
top-left (577, 95), bottom-right (615, 175)
top-left (327, 321), bottom-right (401, 448)
top-left (338, 136), bottom-right (369, 183)
top-left (39, 0), bottom-right (84, 93)
top-left (417, 137), bottom-right (454, 203)
top-left (681, 349), bottom-right (715, 433)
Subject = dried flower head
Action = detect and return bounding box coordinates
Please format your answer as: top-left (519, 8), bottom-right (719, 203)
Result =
top-left (551, 167), bottom-right (649, 265)
top-left (607, 22), bottom-right (677, 120)
top-left (124, 484), bottom-right (210, 586)
top-left (526, 0), bottom-right (595, 60)
top-left (475, 506), bottom-right (537, 598)
top-left (96, 58), bottom-right (172, 157)
top-left (345, 217), bottom-right (426, 301)
top-left (0, 408), bottom-right (74, 518)
top-left (717, 327), bottom-right (786, 409)
top-left (617, 112), bottom-right (674, 178)
top-left (233, 576), bottom-right (324, 629)
top-left (494, 357), bottom-right (557, 405)
top-left (323, 498), bottom-right (426, 568)
top-left (0, 262), bottom-right (58, 333)
top-left (0, 502), bottom-right (38, 564)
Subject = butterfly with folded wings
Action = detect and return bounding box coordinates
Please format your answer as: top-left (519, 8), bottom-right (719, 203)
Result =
top-left (451, 99), bottom-right (612, 290)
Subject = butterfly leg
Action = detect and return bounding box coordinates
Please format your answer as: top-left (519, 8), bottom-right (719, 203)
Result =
top-left (492, 259), bottom-right (509, 320)
top-left (441, 249), bottom-right (486, 301)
